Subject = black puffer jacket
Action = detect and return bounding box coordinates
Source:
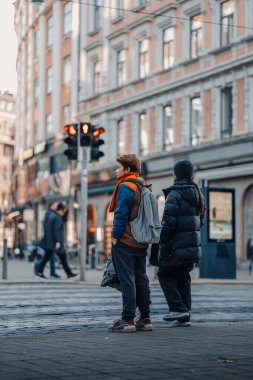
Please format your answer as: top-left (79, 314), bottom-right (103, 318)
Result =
top-left (158, 180), bottom-right (204, 267)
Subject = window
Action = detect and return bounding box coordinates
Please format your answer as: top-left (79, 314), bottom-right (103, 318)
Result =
top-left (139, 113), bottom-right (148, 156)
top-left (117, 49), bottom-right (126, 86)
top-left (47, 67), bottom-right (53, 94)
top-left (64, 2), bottom-right (72, 35)
top-left (47, 16), bottom-right (53, 47)
top-left (35, 30), bottom-right (39, 57)
top-left (118, 119), bottom-right (126, 154)
top-left (35, 122), bottom-right (40, 143)
top-left (63, 105), bottom-right (71, 124)
top-left (35, 79), bottom-right (39, 103)
top-left (221, 86), bottom-right (233, 137)
top-left (139, 39), bottom-right (149, 79)
top-left (63, 56), bottom-right (71, 84)
top-left (221, 0), bottom-right (234, 46)
top-left (93, 61), bottom-right (100, 95)
top-left (4, 145), bottom-right (13, 157)
top-left (138, 0), bottom-right (147, 5)
top-left (163, 27), bottom-right (175, 69)
top-left (115, 0), bottom-right (123, 18)
top-left (190, 14), bottom-right (202, 58)
top-left (0, 100), bottom-right (5, 110)
top-left (163, 104), bottom-right (174, 150)
top-left (190, 97), bottom-right (203, 146)
top-left (46, 113), bottom-right (53, 135)
top-left (94, 0), bottom-right (101, 30)
top-left (7, 102), bottom-right (14, 112)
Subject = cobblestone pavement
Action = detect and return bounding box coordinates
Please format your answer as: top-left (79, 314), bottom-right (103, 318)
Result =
top-left (0, 284), bottom-right (253, 379)
top-left (0, 283), bottom-right (253, 335)
top-left (0, 322), bottom-right (252, 379)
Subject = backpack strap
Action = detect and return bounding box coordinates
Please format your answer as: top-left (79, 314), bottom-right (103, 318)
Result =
top-left (125, 178), bottom-right (153, 192)
top-left (123, 178), bottom-right (144, 191)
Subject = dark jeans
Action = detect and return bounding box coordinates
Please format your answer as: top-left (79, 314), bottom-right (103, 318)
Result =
top-left (112, 242), bottom-right (151, 320)
top-left (35, 253), bottom-right (57, 276)
top-left (158, 264), bottom-right (194, 313)
top-left (38, 249), bottom-right (72, 277)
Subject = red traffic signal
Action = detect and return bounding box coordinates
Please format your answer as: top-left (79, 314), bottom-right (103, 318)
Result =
top-left (63, 123), bottom-right (78, 160)
top-left (64, 124), bottom-right (78, 136)
top-left (92, 127), bottom-right (105, 137)
top-left (90, 125), bottom-right (105, 162)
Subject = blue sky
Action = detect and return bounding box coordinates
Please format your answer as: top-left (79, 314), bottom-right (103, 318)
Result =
top-left (0, 1), bottom-right (17, 94)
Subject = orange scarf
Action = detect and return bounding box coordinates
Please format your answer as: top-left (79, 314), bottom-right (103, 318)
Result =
top-left (109, 172), bottom-right (139, 212)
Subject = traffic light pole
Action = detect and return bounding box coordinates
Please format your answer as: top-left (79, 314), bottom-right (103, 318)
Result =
top-left (2, 208), bottom-right (8, 280)
top-left (79, 147), bottom-right (88, 281)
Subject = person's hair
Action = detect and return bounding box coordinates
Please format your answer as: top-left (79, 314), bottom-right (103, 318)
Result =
top-left (116, 154), bottom-right (141, 173)
top-left (48, 201), bottom-right (57, 209)
top-left (57, 202), bottom-right (66, 211)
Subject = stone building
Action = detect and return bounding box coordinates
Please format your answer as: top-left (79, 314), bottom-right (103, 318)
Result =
top-left (14, 0), bottom-right (253, 265)
top-left (0, 91), bottom-right (15, 254)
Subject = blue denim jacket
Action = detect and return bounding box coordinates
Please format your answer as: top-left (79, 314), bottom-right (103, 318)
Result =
top-left (112, 184), bottom-right (134, 239)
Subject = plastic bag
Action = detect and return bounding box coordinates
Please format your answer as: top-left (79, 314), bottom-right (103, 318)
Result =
top-left (100, 259), bottom-right (121, 291)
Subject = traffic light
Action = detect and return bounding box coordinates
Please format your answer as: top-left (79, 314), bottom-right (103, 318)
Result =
top-left (90, 126), bottom-right (105, 161)
top-left (63, 123), bottom-right (78, 160)
top-left (80, 122), bottom-right (92, 147)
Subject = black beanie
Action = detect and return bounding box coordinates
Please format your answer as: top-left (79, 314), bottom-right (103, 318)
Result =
top-left (173, 160), bottom-right (194, 180)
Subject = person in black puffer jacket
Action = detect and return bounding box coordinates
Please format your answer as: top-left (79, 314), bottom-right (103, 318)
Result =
top-left (157, 160), bottom-right (205, 327)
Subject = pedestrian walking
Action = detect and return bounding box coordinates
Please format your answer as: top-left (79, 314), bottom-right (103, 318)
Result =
top-left (157, 160), bottom-right (205, 327)
top-left (108, 154), bottom-right (152, 333)
top-left (34, 201), bottom-right (61, 278)
top-left (35, 203), bottom-right (78, 279)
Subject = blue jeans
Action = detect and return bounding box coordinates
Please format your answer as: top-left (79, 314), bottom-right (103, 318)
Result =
top-left (112, 242), bottom-right (151, 320)
top-left (35, 252), bottom-right (57, 276)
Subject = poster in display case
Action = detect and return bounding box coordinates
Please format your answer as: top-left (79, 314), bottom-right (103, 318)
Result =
top-left (208, 189), bottom-right (235, 242)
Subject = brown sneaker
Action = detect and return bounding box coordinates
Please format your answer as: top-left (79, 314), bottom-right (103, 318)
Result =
top-left (108, 318), bottom-right (136, 333)
top-left (136, 317), bottom-right (153, 331)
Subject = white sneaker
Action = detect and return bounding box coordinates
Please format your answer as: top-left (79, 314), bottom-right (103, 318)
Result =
top-left (163, 311), bottom-right (190, 321)
top-left (168, 320), bottom-right (191, 327)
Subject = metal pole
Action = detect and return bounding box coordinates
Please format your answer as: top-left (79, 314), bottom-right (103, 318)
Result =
top-left (79, 148), bottom-right (88, 281)
top-left (3, 238), bottom-right (7, 280)
top-left (2, 209), bottom-right (7, 280)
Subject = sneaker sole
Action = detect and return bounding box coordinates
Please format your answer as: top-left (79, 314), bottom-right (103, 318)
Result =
top-left (163, 312), bottom-right (190, 321)
top-left (136, 324), bottom-right (153, 331)
top-left (108, 327), bottom-right (136, 333)
top-left (168, 322), bottom-right (191, 328)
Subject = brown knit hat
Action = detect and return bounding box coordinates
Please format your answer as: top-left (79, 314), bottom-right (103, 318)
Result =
top-left (117, 154), bottom-right (141, 173)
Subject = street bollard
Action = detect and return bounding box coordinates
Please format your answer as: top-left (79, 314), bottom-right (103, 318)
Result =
top-left (3, 238), bottom-right (8, 280)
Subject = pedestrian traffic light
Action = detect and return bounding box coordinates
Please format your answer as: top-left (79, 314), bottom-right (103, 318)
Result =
top-left (80, 122), bottom-right (92, 147)
top-left (63, 123), bottom-right (78, 160)
top-left (90, 126), bottom-right (105, 161)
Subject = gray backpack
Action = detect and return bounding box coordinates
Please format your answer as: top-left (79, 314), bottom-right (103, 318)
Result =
top-left (124, 179), bottom-right (161, 244)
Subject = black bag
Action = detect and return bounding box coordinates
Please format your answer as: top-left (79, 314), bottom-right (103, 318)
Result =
top-left (149, 244), bottom-right (159, 266)
top-left (100, 259), bottom-right (121, 291)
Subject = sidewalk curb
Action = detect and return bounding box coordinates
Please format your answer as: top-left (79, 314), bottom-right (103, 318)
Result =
top-left (0, 279), bottom-right (253, 285)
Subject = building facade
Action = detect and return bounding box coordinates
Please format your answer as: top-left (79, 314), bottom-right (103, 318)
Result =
top-left (0, 91), bottom-right (15, 255)
top-left (14, 0), bottom-right (80, 245)
top-left (14, 0), bottom-right (253, 264)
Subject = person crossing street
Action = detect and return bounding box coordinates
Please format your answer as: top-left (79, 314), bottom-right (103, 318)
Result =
top-left (36, 203), bottom-right (77, 279)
